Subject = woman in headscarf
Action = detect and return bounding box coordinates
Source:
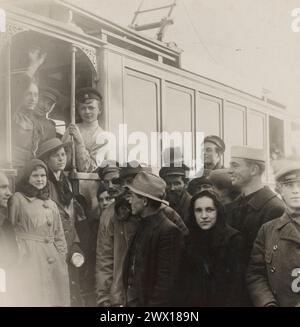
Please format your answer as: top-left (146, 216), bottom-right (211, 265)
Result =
top-left (8, 159), bottom-right (70, 306)
top-left (182, 190), bottom-right (245, 306)
top-left (37, 138), bottom-right (88, 306)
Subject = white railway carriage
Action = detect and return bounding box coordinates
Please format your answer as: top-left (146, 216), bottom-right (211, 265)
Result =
top-left (0, 0), bottom-right (296, 189)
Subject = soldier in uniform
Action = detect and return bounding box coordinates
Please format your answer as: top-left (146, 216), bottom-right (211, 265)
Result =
top-left (227, 146), bottom-right (285, 264)
top-left (247, 161), bottom-right (300, 307)
top-left (62, 87), bottom-right (107, 172)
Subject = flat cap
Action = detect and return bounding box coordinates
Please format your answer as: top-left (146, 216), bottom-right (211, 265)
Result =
top-left (159, 163), bottom-right (190, 178)
top-left (231, 146), bottom-right (266, 162)
top-left (204, 135), bottom-right (225, 153)
top-left (95, 160), bottom-right (120, 179)
top-left (275, 160), bottom-right (300, 183)
top-left (76, 87), bottom-right (102, 103)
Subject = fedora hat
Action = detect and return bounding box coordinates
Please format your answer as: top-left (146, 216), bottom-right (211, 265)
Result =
top-left (36, 138), bottom-right (72, 159)
top-left (127, 172), bottom-right (169, 205)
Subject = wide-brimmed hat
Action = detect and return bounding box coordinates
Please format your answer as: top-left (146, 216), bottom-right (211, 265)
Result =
top-left (127, 172), bottom-right (169, 205)
top-left (36, 138), bottom-right (72, 159)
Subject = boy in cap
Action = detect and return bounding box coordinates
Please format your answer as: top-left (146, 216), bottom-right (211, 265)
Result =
top-left (204, 135), bottom-right (226, 170)
top-left (124, 172), bottom-right (184, 306)
top-left (62, 87), bottom-right (107, 172)
top-left (247, 161), bottom-right (300, 306)
top-left (187, 172), bottom-right (213, 196)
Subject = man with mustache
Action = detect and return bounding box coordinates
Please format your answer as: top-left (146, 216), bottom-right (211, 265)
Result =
top-left (159, 163), bottom-right (191, 226)
top-left (247, 161), bottom-right (300, 306)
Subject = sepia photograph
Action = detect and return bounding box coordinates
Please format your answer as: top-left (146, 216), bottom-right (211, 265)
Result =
top-left (0, 0), bottom-right (300, 313)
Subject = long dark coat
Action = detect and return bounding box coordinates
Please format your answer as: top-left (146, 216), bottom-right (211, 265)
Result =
top-left (48, 178), bottom-right (86, 306)
top-left (172, 190), bottom-right (192, 226)
top-left (182, 223), bottom-right (245, 307)
top-left (246, 213), bottom-right (300, 307)
top-left (227, 186), bottom-right (285, 264)
top-left (123, 207), bottom-right (184, 307)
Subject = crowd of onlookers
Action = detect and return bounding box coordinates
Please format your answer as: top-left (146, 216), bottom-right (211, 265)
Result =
top-left (1, 48), bottom-right (300, 307)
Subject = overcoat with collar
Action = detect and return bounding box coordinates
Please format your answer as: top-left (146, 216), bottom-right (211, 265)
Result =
top-left (227, 186), bottom-right (285, 263)
top-left (246, 212), bottom-right (300, 307)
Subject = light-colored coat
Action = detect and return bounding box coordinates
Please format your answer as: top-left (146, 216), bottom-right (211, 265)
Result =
top-left (8, 192), bottom-right (70, 306)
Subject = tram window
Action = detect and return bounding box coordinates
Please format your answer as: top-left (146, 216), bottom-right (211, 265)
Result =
top-left (163, 83), bottom-right (193, 168)
top-left (196, 93), bottom-right (221, 137)
top-left (269, 116), bottom-right (284, 161)
top-left (124, 70), bottom-right (159, 164)
top-left (224, 102), bottom-right (246, 165)
top-left (247, 110), bottom-right (265, 149)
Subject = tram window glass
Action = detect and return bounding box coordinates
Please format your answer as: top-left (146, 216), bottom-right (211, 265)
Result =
top-left (291, 122), bottom-right (300, 158)
top-left (269, 116), bottom-right (284, 161)
top-left (163, 83), bottom-right (193, 167)
top-left (124, 70), bottom-right (159, 164)
top-left (224, 102), bottom-right (246, 165)
top-left (247, 110), bottom-right (265, 149)
top-left (196, 93), bottom-right (221, 138)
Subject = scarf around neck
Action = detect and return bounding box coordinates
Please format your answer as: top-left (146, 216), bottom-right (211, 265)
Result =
top-left (19, 183), bottom-right (50, 200)
top-left (48, 169), bottom-right (73, 206)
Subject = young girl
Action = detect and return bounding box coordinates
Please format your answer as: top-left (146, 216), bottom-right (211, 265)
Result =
top-left (8, 159), bottom-right (70, 306)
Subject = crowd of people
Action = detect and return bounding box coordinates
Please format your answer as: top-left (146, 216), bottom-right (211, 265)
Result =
top-left (0, 49), bottom-right (300, 307)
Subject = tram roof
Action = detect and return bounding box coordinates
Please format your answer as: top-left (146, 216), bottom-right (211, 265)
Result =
top-left (0, 0), bottom-right (287, 110)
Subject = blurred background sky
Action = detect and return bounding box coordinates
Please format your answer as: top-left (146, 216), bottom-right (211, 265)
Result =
top-left (70, 0), bottom-right (300, 115)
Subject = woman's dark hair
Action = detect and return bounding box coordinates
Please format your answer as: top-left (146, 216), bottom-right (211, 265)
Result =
top-left (189, 189), bottom-right (226, 229)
